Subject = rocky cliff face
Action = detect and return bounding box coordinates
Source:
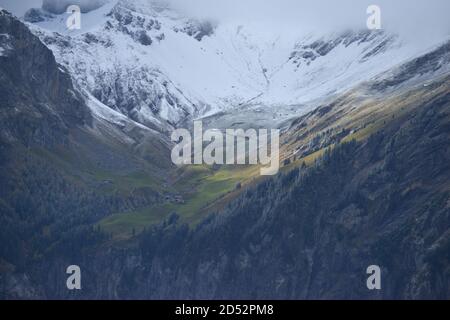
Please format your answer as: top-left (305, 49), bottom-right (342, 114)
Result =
top-left (0, 9), bottom-right (91, 146)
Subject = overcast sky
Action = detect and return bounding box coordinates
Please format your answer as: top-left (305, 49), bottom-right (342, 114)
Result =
top-left (0, 0), bottom-right (42, 16)
top-left (1, 0), bottom-right (449, 40)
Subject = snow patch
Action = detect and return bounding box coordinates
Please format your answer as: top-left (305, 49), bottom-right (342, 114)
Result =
top-left (27, 0), bottom-right (450, 132)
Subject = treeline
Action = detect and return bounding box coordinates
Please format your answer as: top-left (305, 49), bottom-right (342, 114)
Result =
top-left (0, 148), bottom-right (137, 271)
top-left (133, 113), bottom-right (449, 299)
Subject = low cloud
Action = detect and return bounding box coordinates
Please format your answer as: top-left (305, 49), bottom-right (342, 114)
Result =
top-left (42, 0), bottom-right (109, 14)
top-left (166, 0), bottom-right (450, 39)
top-left (0, 0), bottom-right (449, 41)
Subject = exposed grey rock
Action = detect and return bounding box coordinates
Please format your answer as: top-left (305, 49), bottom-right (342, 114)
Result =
top-left (173, 19), bottom-right (216, 41)
top-left (289, 30), bottom-right (394, 67)
top-left (23, 8), bottom-right (54, 23)
top-left (0, 10), bottom-right (91, 146)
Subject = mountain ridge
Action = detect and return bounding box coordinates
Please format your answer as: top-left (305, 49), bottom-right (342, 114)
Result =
top-left (0, 3), bottom-right (449, 299)
top-left (24, 0), bottom-right (450, 132)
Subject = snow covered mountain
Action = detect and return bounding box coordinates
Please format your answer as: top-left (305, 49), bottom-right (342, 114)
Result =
top-left (23, 0), bottom-right (449, 133)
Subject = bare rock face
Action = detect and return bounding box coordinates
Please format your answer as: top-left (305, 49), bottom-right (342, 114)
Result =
top-left (42, 0), bottom-right (108, 14)
top-left (0, 9), bottom-right (90, 146)
top-left (23, 8), bottom-right (54, 23)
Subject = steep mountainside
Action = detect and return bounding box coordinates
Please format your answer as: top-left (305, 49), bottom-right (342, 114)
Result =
top-left (0, 2), bottom-right (449, 300)
top-left (0, 10), bottom-right (176, 297)
top-left (26, 0), bottom-right (449, 131)
top-left (133, 85), bottom-right (450, 299)
top-left (6, 74), bottom-right (448, 299)
top-left (0, 8), bottom-right (90, 146)
top-left (279, 40), bottom-right (450, 165)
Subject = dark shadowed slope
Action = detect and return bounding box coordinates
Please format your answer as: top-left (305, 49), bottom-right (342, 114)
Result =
top-left (8, 76), bottom-right (448, 300)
